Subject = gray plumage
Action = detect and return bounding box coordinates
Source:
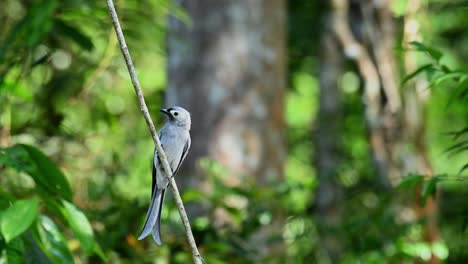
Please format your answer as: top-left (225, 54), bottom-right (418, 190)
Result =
top-left (137, 106), bottom-right (191, 245)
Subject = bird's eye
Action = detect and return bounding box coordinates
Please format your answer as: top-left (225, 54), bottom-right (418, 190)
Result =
top-left (174, 112), bottom-right (179, 116)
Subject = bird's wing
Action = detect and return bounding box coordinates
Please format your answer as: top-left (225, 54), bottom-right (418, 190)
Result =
top-left (151, 131), bottom-right (163, 196)
top-left (151, 154), bottom-right (158, 196)
top-left (172, 137), bottom-right (191, 177)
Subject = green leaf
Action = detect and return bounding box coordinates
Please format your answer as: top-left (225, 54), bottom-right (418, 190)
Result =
top-left (402, 64), bottom-right (434, 85)
top-left (446, 77), bottom-right (468, 108)
top-left (421, 176), bottom-right (440, 205)
top-left (444, 140), bottom-right (468, 154)
top-left (5, 237), bottom-right (25, 264)
top-left (24, 0), bottom-right (58, 48)
top-left (92, 242), bottom-right (106, 261)
top-left (53, 19), bottom-right (94, 51)
top-left (0, 80), bottom-right (33, 101)
top-left (448, 145), bottom-right (468, 158)
top-left (34, 215), bottom-right (73, 264)
top-left (23, 232), bottom-right (53, 264)
top-left (0, 144), bottom-right (72, 201)
top-left (459, 163), bottom-right (468, 175)
top-left (21, 145), bottom-right (72, 201)
top-left (425, 65), bottom-right (438, 81)
top-left (396, 174), bottom-right (424, 189)
top-left (0, 188), bottom-right (15, 210)
top-left (432, 72), bottom-right (466, 86)
top-left (60, 200), bottom-right (94, 254)
top-left (0, 199), bottom-right (39, 242)
top-left (440, 64), bottom-right (452, 74)
top-left (409, 41), bottom-right (443, 62)
top-left (446, 126), bottom-right (468, 141)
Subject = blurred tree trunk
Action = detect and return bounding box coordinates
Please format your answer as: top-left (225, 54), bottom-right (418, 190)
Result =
top-left (166, 1), bottom-right (286, 188)
top-left (332, 0), bottom-right (402, 187)
top-left (331, 0), bottom-right (439, 262)
top-left (314, 15), bottom-right (344, 262)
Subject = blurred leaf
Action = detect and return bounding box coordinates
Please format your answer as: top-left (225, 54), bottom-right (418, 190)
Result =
top-left (396, 175), bottom-right (424, 189)
top-left (432, 241), bottom-right (449, 260)
top-left (203, 251), bottom-right (231, 264)
top-left (222, 206), bottom-right (243, 224)
top-left (446, 126), bottom-right (468, 140)
top-left (53, 19), bottom-right (94, 51)
top-left (440, 64), bottom-right (452, 74)
top-left (287, 72), bottom-right (318, 127)
top-left (25, 0), bottom-right (58, 48)
top-left (1, 144), bottom-right (72, 201)
top-left (5, 237), bottom-right (25, 264)
top-left (31, 53), bottom-right (51, 68)
top-left (458, 163), bottom-right (468, 175)
top-left (425, 65), bottom-right (439, 80)
top-left (398, 240), bottom-right (432, 260)
top-left (23, 232), bottom-right (53, 264)
top-left (409, 41), bottom-right (443, 62)
top-left (18, 144), bottom-right (71, 198)
top-left (0, 0), bottom-right (57, 64)
top-left (444, 140), bottom-right (468, 154)
top-left (34, 215), bottom-right (73, 264)
top-left (432, 72), bottom-right (467, 86)
top-left (0, 199), bottom-right (39, 242)
top-left (421, 176), bottom-right (440, 205)
top-left (448, 145), bottom-right (468, 158)
top-left (402, 64), bottom-right (434, 85)
top-left (59, 200), bottom-right (97, 256)
top-left (0, 189), bottom-right (15, 209)
top-left (182, 189), bottom-right (206, 202)
top-left (92, 242), bottom-right (106, 261)
top-left (0, 81), bottom-right (33, 101)
top-left (446, 78), bottom-right (468, 108)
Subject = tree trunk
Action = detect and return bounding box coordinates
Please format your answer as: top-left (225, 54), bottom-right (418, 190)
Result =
top-left (332, 0), bottom-right (402, 188)
top-left (332, 0), bottom-right (439, 262)
top-left (314, 15), bottom-right (344, 262)
top-left (166, 0), bottom-right (286, 188)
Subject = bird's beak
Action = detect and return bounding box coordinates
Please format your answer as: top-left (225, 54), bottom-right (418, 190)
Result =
top-left (160, 108), bottom-right (170, 115)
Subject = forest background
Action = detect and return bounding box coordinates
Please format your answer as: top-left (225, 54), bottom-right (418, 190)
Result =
top-left (1, 0), bottom-right (468, 263)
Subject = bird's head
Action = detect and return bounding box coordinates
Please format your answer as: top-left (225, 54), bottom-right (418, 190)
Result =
top-left (160, 106), bottom-right (191, 130)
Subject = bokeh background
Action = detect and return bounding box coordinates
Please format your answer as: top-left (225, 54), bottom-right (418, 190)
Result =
top-left (1, 0), bottom-right (468, 263)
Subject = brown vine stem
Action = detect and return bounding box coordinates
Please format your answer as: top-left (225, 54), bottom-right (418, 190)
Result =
top-left (105, 1), bottom-right (202, 263)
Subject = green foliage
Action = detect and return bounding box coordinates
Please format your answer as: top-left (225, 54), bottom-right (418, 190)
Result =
top-left (397, 174), bottom-right (442, 205)
top-left (396, 174), bottom-right (424, 189)
top-left (444, 127), bottom-right (468, 173)
top-left (60, 200), bottom-right (105, 258)
top-left (0, 0), bottom-right (467, 263)
top-left (1, 144), bottom-right (72, 201)
top-left (403, 41), bottom-right (468, 176)
top-left (402, 63), bottom-right (434, 85)
top-left (421, 176), bottom-right (440, 204)
top-left (409, 41), bottom-right (443, 62)
top-left (0, 199), bottom-right (39, 243)
top-left (4, 237), bottom-right (25, 264)
top-left (0, 144), bottom-right (102, 263)
top-left (190, 159), bottom-right (285, 263)
top-left (53, 19), bottom-right (94, 51)
top-left (33, 215), bottom-right (74, 264)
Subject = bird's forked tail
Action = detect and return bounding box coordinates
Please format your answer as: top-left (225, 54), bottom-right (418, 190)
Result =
top-left (138, 189), bottom-right (166, 245)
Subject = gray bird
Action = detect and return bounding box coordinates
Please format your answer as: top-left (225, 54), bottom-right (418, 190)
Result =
top-left (137, 106), bottom-right (191, 245)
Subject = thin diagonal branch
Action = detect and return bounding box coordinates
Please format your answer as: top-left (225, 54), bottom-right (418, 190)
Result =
top-left (105, 1), bottom-right (202, 263)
